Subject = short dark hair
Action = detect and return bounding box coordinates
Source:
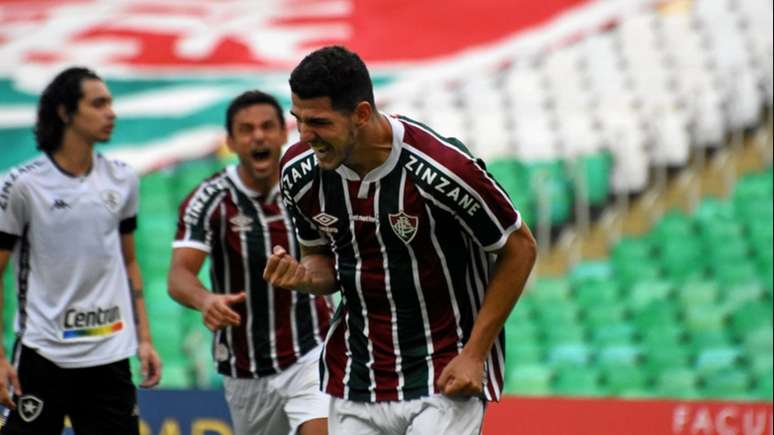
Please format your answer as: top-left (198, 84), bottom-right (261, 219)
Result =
top-left (289, 45), bottom-right (375, 113)
top-left (225, 90), bottom-right (285, 136)
top-left (35, 66), bottom-right (101, 152)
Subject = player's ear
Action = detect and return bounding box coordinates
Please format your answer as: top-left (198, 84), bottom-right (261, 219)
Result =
top-left (57, 105), bottom-right (70, 124)
top-left (225, 132), bottom-right (237, 153)
top-left (353, 101), bottom-right (372, 127)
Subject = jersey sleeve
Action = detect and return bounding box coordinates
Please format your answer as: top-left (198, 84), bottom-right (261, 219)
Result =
top-left (411, 151), bottom-right (521, 252)
top-left (172, 183), bottom-right (221, 253)
top-left (280, 149), bottom-right (329, 248)
top-left (0, 169), bottom-right (29, 240)
top-left (281, 187), bottom-right (328, 248)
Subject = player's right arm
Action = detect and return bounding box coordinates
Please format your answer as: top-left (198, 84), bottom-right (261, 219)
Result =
top-left (0, 249), bottom-right (21, 409)
top-left (167, 247), bottom-right (246, 332)
top-left (263, 244), bottom-right (337, 295)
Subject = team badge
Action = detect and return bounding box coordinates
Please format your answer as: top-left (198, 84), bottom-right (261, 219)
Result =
top-left (229, 214), bottom-right (253, 232)
top-left (18, 395), bottom-right (44, 423)
top-left (389, 211), bottom-right (419, 244)
top-left (215, 343), bottom-right (230, 362)
top-left (100, 190), bottom-right (121, 213)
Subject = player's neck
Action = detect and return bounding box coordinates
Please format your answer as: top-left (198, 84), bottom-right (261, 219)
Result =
top-left (348, 113), bottom-right (393, 177)
top-left (52, 135), bottom-right (94, 177)
top-left (237, 165), bottom-right (277, 197)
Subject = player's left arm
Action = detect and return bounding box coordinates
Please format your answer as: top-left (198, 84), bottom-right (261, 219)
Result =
top-left (121, 231), bottom-right (162, 388)
top-left (437, 224), bottom-right (536, 397)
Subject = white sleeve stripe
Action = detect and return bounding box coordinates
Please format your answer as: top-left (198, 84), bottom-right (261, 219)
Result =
top-left (172, 240), bottom-right (211, 253)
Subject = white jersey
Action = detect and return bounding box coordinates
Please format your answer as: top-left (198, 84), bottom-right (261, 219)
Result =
top-left (0, 152), bottom-right (138, 368)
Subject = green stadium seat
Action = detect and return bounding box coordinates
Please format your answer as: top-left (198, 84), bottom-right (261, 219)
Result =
top-left (572, 151), bottom-right (612, 207)
top-left (597, 345), bottom-right (640, 369)
top-left (547, 343), bottom-right (591, 368)
top-left (506, 343), bottom-right (544, 365)
top-left (753, 374), bottom-right (773, 400)
top-left (603, 365), bottom-right (647, 395)
top-left (552, 366), bottom-right (603, 396)
top-left (741, 325), bottom-right (773, 354)
top-left (748, 354), bottom-right (774, 379)
top-left (616, 263), bottom-right (662, 291)
top-left (574, 281), bottom-right (620, 307)
top-left (655, 368), bottom-right (700, 399)
top-left (628, 280), bottom-right (673, 310)
top-left (695, 347), bottom-right (741, 375)
top-left (487, 159), bottom-right (536, 226)
top-left (525, 160), bottom-right (573, 226)
top-left (583, 304), bottom-right (627, 328)
top-left (702, 369), bottom-right (752, 399)
top-left (591, 322), bottom-right (636, 347)
top-left (632, 300), bottom-right (679, 330)
top-left (642, 345), bottom-right (691, 374)
top-left (688, 330), bottom-right (732, 352)
top-left (678, 280), bottom-right (719, 307)
top-left (533, 302), bottom-right (580, 325)
top-left (505, 365), bottom-right (553, 396)
top-left (569, 261), bottom-right (613, 287)
top-left (639, 323), bottom-right (684, 349)
top-left (730, 301), bottom-right (772, 337)
top-left (543, 326), bottom-right (586, 347)
top-left (527, 277), bottom-right (571, 303)
top-left (611, 237), bottom-right (653, 265)
top-left (683, 304), bottom-right (727, 333)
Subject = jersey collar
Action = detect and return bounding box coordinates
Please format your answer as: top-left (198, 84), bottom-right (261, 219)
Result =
top-left (335, 113), bottom-right (404, 183)
top-left (226, 165), bottom-right (280, 202)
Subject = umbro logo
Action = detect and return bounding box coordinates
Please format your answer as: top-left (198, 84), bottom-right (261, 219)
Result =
top-left (312, 213), bottom-right (338, 234)
top-left (229, 214), bottom-right (253, 232)
top-left (312, 213), bottom-right (338, 227)
top-left (51, 199), bottom-right (70, 210)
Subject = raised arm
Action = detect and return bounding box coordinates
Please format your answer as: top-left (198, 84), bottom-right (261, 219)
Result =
top-left (121, 233), bottom-right (162, 388)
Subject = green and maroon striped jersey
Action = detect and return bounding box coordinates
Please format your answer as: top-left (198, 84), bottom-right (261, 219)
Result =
top-left (280, 115), bottom-right (521, 402)
top-left (174, 165), bottom-right (331, 378)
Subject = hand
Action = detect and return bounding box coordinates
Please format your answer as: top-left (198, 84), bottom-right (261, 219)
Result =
top-left (201, 292), bottom-right (247, 332)
top-left (0, 356), bottom-right (21, 409)
top-left (436, 351), bottom-right (485, 398)
top-left (263, 246), bottom-right (312, 290)
top-left (138, 342), bottom-right (162, 388)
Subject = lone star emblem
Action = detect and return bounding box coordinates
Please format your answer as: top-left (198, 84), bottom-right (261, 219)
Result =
top-left (19, 395), bottom-right (44, 422)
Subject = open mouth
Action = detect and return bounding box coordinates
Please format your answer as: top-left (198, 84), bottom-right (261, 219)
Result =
top-left (250, 149), bottom-right (271, 161)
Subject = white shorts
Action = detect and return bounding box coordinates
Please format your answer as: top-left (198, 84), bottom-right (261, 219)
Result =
top-left (223, 345), bottom-right (329, 435)
top-left (329, 394), bottom-right (485, 435)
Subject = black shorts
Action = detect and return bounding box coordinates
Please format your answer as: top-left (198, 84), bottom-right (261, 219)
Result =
top-left (0, 344), bottom-right (139, 435)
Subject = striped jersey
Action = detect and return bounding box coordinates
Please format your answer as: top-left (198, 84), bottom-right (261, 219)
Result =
top-left (174, 165), bottom-right (332, 378)
top-left (280, 114), bottom-right (521, 402)
top-left (0, 153), bottom-right (139, 368)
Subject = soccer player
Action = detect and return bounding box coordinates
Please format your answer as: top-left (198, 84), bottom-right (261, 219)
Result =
top-left (167, 90), bottom-right (332, 435)
top-left (0, 67), bottom-right (161, 434)
top-left (263, 46), bottom-right (538, 434)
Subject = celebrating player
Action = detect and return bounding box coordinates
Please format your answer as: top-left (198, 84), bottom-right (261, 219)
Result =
top-left (264, 46), bottom-right (537, 434)
top-left (168, 90), bottom-right (332, 435)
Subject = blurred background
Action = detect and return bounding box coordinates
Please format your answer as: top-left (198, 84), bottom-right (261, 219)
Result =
top-left (1, 0), bottom-right (772, 433)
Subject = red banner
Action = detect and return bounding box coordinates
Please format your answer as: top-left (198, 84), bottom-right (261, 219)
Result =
top-left (484, 396), bottom-right (773, 435)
